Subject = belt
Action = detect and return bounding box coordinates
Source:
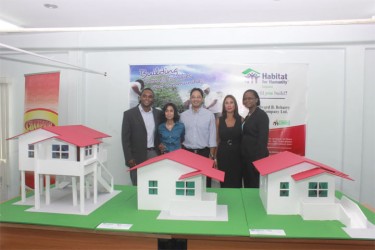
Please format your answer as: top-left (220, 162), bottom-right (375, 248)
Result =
top-left (147, 147), bottom-right (155, 151)
top-left (220, 139), bottom-right (240, 146)
top-left (183, 146), bottom-right (209, 154)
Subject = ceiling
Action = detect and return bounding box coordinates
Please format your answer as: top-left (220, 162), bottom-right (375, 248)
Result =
top-left (0, 0), bottom-right (374, 29)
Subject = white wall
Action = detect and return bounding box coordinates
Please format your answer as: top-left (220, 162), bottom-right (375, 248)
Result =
top-left (1, 23), bottom-right (374, 207)
top-left (361, 48), bottom-right (375, 208)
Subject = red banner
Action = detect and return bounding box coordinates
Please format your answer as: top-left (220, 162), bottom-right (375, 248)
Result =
top-left (24, 72), bottom-right (60, 188)
top-left (268, 125), bottom-right (306, 156)
top-left (24, 72), bottom-right (60, 132)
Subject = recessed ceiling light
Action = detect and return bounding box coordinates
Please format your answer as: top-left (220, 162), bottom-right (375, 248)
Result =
top-left (44, 3), bottom-right (58, 9)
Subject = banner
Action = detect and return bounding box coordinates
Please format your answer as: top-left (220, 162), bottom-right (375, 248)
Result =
top-left (24, 71), bottom-right (60, 188)
top-left (130, 64), bottom-right (307, 156)
top-left (24, 72), bottom-right (60, 132)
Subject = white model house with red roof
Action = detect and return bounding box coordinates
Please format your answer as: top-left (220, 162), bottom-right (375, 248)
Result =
top-left (8, 125), bottom-right (114, 214)
top-left (253, 151), bottom-right (354, 218)
top-left (255, 151), bottom-right (373, 222)
top-left (252, 151), bottom-right (375, 237)
top-left (129, 149), bottom-right (227, 221)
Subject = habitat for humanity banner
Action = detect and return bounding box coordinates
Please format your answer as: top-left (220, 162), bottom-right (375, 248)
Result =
top-left (24, 72), bottom-right (60, 132)
top-left (130, 64), bottom-right (307, 156)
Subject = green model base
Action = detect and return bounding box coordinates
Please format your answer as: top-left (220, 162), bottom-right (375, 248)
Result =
top-left (1, 186), bottom-right (374, 239)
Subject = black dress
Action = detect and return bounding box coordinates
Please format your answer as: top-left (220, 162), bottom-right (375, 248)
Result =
top-left (216, 116), bottom-right (243, 188)
top-left (241, 107), bottom-right (269, 188)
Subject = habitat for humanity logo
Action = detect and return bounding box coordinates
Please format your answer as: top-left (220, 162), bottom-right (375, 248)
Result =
top-left (273, 119), bottom-right (290, 126)
top-left (242, 68), bottom-right (260, 83)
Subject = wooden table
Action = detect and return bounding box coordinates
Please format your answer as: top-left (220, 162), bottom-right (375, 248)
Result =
top-left (1, 223), bottom-right (374, 250)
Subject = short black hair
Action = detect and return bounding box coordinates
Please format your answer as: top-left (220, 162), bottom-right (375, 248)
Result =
top-left (243, 89), bottom-right (261, 106)
top-left (190, 88), bottom-right (204, 98)
top-left (140, 87), bottom-right (155, 97)
top-left (161, 103), bottom-right (180, 123)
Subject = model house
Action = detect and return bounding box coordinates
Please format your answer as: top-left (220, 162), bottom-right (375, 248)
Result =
top-left (8, 125), bottom-right (113, 213)
top-left (253, 151), bottom-right (353, 217)
top-left (252, 151), bottom-right (371, 223)
top-left (129, 149), bottom-right (225, 218)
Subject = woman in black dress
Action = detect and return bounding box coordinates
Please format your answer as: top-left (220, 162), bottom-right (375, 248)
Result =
top-left (215, 95), bottom-right (243, 188)
top-left (241, 89), bottom-right (269, 188)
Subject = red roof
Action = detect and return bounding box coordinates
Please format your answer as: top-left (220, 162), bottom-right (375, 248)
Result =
top-left (253, 151), bottom-right (353, 181)
top-left (129, 149), bottom-right (225, 182)
top-left (8, 125), bottom-right (110, 147)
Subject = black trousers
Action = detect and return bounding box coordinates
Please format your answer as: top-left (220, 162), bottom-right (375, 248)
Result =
top-left (183, 146), bottom-right (212, 188)
top-left (242, 161), bottom-right (260, 188)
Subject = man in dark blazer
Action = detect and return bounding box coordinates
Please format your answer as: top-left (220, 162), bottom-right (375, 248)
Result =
top-left (121, 88), bottom-right (162, 186)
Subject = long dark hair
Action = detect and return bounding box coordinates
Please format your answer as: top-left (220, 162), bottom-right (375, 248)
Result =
top-left (161, 103), bottom-right (180, 123)
top-left (221, 95), bottom-right (241, 119)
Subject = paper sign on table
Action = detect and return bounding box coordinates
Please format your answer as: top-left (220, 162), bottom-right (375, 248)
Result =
top-left (97, 223), bottom-right (133, 230)
top-left (249, 229), bottom-right (286, 236)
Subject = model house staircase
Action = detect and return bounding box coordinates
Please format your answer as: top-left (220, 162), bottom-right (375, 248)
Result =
top-left (56, 160), bottom-right (113, 198)
top-left (96, 160), bottom-right (114, 193)
top-left (339, 196), bottom-right (368, 228)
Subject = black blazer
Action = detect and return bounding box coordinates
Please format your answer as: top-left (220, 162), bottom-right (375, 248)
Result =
top-left (241, 107), bottom-right (270, 163)
top-left (121, 105), bottom-right (162, 167)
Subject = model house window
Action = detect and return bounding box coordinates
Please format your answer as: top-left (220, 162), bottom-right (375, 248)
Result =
top-left (52, 144), bottom-right (69, 159)
top-left (308, 182), bottom-right (328, 197)
top-left (85, 145), bottom-right (93, 156)
top-left (148, 180), bottom-right (158, 195)
top-left (28, 144), bottom-right (35, 158)
top-left (176, 181), bottom-right (195, 196)
top-left (279, 182), bottom-right (289, 197)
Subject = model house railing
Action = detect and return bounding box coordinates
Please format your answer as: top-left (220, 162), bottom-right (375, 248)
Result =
top-left (97, 160), bottom-right (114, 193)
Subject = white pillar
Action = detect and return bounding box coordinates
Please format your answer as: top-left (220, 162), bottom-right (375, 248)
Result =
top-left (72, 176), bottom-right (77, 206)
top-left (94, 163), bottom-right (97, 204)
top-left (80, 175), bottom-right (84, 213)
top-left (45, 175), bottom-right (50, 205)
top-left (21, 171), bottom-right (26, 202)
top-left (34, 172), bottom-right (40, 209)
